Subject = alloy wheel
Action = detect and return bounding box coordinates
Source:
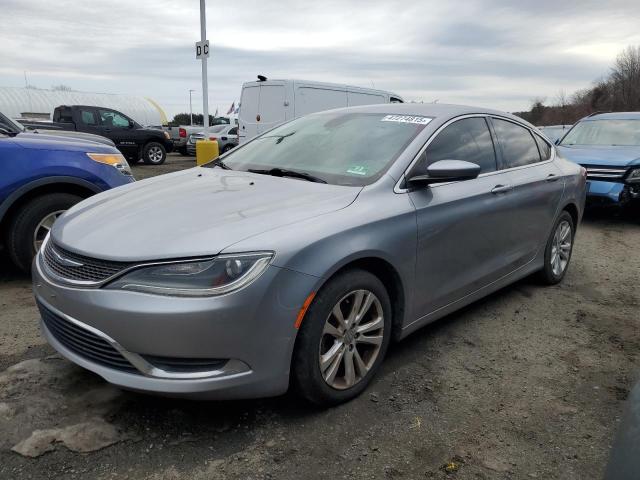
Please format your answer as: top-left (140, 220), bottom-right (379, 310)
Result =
top-left (33, 210), bottom-right (65, 251)
top-left (148, 146), bottom-right (163, 163)
top-left (319, 289), bottom-right (385, 390)
top-left (550, 219), bottom-right (572, 277)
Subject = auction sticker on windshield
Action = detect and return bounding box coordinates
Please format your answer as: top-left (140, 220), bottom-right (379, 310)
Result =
top-left (381, 115), bottom-right (432, 125)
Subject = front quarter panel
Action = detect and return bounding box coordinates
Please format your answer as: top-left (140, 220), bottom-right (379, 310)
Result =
top-left (222, 175), bottom-right (418, 327)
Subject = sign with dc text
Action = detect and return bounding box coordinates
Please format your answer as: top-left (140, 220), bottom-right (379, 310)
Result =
top-left (195, 40), bottom-right (210, 59)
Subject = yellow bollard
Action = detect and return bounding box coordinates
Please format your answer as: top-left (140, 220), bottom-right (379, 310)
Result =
top-left (196, 139), bottom-right (219, 166)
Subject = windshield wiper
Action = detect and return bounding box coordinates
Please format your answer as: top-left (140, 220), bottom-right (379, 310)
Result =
top-left (247, 167), bottom-right (327, 183)
top-left (211, 158), bottom-right (232, 170)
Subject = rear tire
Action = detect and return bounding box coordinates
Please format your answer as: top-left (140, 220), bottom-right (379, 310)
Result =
top-left (142, 142), bottom-right (166, 165)
top-left (536, 210), bottom-right (575, 285)
top-left (221, 144), bottom-right (234, 154)
top-left (178, 146), bottom-right (188, 156)
top-left (5, 193), bottom-right (83, 273)
top-left (292, 269), bottom-right (392, 406)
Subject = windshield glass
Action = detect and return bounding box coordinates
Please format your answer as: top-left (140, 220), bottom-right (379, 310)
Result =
top-left (0, 112), bottom-right (24, 135)
top-left (208, 112), bottom-right (430, 186)
top-left (560, 119), bottom-right (640, 146)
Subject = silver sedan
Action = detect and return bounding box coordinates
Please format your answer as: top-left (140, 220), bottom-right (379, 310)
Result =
top-left (186, 124), bottom-right (238, 155)
top-left (33, 104), bottom-right (586, 405)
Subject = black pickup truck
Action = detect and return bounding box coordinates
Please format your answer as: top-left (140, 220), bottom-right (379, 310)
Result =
top-left (22, 105), bottom-right (173, 165)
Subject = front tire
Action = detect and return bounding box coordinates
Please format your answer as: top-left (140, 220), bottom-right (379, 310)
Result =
top-left (537, 210), bottom-right (575, 285)
top-left (142, 142), bottom-right (166, 165)
top-left (5, 193), bottom-right (83, 272)
top-left (292, 269), bottom-right (392, 406)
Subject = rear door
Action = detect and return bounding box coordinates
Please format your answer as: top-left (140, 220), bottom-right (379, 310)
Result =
top-left (257, 83), bottom-right (288, 135)
top-left (238, 84), bottom-right (260, 143)
top-left (74, 107), bottom-right (101, 136)
top-left (410, 116), bottom-right (518, 317)
top-left (490, 117), bottom-right (564, 267)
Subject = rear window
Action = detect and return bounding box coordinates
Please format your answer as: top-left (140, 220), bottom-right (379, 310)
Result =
top-left (212, 112), bottom-right (432, 186)
top-left (492, 118), bottom-right (541, 168)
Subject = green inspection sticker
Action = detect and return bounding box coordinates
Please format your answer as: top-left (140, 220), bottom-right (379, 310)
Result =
top-left (346, 165), bottom-right (368, 176)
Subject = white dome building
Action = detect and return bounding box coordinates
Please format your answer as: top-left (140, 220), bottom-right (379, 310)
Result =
top-left (0, 87), bottom-right (168, 126)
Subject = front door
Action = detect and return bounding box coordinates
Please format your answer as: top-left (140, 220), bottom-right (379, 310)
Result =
top-left (409, 116), bottom-right (518, 318)
top-left (97, 109), bottom-right (138, 157)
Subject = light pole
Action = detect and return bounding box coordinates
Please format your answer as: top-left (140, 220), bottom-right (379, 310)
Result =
top-left (188, 89), bottom-right (195, 125)
top-left (199, 0), bottom-right (209, 136)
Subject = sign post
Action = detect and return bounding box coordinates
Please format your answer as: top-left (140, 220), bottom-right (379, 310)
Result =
top-left (197, 0), bottom-right (209, 136)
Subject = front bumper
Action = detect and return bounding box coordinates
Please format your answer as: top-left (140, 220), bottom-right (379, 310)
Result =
top-left (586, 180), bottom-right (640, 204)
top-left (32, 255), bottom-right (318, 399)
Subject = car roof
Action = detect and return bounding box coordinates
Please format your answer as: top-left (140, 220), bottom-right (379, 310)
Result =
top-left (312, 103), bottom-right (536, 128)
top-left (584, 112), bottom-right (640, 121)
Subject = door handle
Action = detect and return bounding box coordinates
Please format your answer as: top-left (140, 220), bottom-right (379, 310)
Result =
top-left (491, 184), bottom-right (513, 194)
top-left (546, 173), bottom-right (560, 182)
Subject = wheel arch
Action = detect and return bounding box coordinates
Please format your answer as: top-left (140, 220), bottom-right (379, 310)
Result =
top-left (562, 202), bottom-right (580, 229)
top-left (311, 255), bottom-right (407, 341)
top-left (0, 177), bottom-right (99, 232)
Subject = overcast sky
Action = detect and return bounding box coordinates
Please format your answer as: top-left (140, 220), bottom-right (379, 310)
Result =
top-left (2, 0), bottom-right (640, 118)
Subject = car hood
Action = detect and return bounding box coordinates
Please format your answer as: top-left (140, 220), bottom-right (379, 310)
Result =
top-left (52, 168), bottom-right (362, 261)
top-left (557, 145), bottom-right (640, 167)
top-left (12, 133), bottom-right (115, 153)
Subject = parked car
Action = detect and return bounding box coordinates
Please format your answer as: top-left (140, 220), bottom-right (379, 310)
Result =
top-left (186, 124), bottom-right (238, 155)
top-left (538, 124), bottom-right (571, 144)
top-left (21, 105), bottom-right (173, 165)
top-left (166, 119), bottom-right (231, 155)
top-left (0, 111), bottom-right (135, 272)
top-left (556, 112), bottom-right (640, 206)
top-left (33, 104), bottom-right (585, 405)
top-left (238, 77), bottom-right (403, 143)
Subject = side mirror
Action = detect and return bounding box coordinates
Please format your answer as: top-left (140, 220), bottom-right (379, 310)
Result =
top-left (408, 159), bottom-right (481, 185)
top-left (128, 120), bottom-right (135, 128)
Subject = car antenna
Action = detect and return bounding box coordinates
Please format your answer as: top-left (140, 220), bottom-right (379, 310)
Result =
top-left (257, 75), bottom-right (267, 82)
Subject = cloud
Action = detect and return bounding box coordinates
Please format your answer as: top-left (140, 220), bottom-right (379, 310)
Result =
top-left (1, 0), bottom-right (640, 117)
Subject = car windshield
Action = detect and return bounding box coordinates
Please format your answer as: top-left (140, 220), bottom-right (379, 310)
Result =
top-left (560, 119), bottom-right (640, 146)
top-left (0, 112), bottom-right (24, 135)
top-left (207, 112), bottom-right (430, 186)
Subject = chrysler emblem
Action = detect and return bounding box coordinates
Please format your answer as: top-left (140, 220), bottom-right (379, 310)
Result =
top-left (52, 248), bottom-right (84, 267)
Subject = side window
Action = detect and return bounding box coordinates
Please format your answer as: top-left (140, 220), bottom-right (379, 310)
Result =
top-left (99, 110), bottom-right (130, 128)
top-left (492, 119), bottom-right (541, 168)
top-left (80, 109), bottom-right (97, 126)
top-left (228, 127), bottom-right (238, 135)
top-left (425, 117), bottom-right (497, 173)
top-left (534, 134), bottom-right (552, 160)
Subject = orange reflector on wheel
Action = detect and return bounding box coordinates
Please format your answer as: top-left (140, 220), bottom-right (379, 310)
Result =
top-left (294, 292), bottom-right (316, 329)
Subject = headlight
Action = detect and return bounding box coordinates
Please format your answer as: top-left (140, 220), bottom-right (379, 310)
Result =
top-left (87, 153), bottom-right (132, 176)
top-left (106, 253), bottom-right (273, 296)
top-left (626, 168), bottom-right (640, 183)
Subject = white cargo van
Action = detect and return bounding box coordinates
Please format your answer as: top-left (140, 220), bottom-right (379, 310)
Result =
top-left (238, 79), bottom-right (403, 143)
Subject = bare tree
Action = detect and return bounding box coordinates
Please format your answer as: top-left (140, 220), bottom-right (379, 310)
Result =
top-left (610, 45), bottom-right (640, 110)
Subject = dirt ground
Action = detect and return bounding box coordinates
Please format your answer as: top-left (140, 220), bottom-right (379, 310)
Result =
top-left (0, 153), bottom-right (638, 480)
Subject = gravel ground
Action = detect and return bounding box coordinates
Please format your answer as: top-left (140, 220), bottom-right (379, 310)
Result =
top-left (0, 153), bottom-right (638, 479)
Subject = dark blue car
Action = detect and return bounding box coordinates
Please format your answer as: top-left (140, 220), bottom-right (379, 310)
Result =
top-left (0, 111), bottom-right (135, 271)
top-left (556, 112), bottom-right (640, 206)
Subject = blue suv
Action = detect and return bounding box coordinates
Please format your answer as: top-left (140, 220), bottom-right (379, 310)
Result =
top-left (556, 112), bottom-right (640, 206)
top-left (0, 111), bottom-right (135, 271)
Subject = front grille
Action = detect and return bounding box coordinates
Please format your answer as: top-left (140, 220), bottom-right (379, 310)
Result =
top-left (140, 355), bottom-right (227, 373)
top-left (38, 302), bottom-right (138, 374)
top-left (581, 165), bottom-right (629, 182)
top-left (42, 240), bottom-right (133, 283)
